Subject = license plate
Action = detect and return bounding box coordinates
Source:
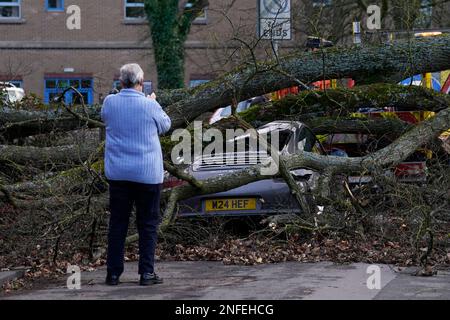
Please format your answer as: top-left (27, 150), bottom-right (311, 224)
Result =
top-left (205, 198), bottom-right (257, 212)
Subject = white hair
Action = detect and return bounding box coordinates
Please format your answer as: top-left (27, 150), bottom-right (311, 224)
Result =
top-left (119, 63), bottom-right (144, 88)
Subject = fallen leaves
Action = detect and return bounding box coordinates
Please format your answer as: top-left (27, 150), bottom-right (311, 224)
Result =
top-left (155, 235), bottom-right (438, 267)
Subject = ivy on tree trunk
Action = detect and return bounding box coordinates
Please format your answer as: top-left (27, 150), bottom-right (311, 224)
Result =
top-left (144, 0), bottom-right (209, 89)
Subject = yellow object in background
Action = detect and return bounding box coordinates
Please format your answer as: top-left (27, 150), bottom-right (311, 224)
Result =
top-left (441, 70), bottom-right (450, 86)
top-left (331, 79), bottom-right (337, 89)
top-left (423, 73), bottom-right (432, 89)
top-left (271, 92), bottom-right (279, 101)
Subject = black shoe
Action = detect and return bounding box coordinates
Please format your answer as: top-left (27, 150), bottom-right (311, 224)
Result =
top-left (105, 274), bottom-right (120, 286)
top-left (139, 273), bottom-right (163, 286)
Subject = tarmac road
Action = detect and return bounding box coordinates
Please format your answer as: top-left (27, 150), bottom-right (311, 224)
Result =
top-left (1, 261), bottom-right (449, 300)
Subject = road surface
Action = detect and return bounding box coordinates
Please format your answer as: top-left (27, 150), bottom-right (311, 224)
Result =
top-left (2, 261), bottom-right (449, 300)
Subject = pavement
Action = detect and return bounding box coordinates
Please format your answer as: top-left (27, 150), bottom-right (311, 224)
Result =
top-left (1, 261), bottom-right (449, 300)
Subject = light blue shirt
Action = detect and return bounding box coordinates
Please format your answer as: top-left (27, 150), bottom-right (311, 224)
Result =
top-left (101, 89), bottom-right (171, 184)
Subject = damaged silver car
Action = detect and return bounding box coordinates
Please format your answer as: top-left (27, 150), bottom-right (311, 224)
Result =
top-left (165, 121), bottom-right (325, 217)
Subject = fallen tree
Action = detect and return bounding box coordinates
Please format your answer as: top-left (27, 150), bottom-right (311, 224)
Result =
top-left (1, 83), bottom-right (448, 208)
top-left (159, 105), bottom-right (450, 222)
top-left (0, 142), bottom-right (100, 168)
top-left (3, 96), bottom-right (447, 222)
top-left (1, 35), bottom-right (449, 271)
top-left (0, 106), bottom-right (102, 142)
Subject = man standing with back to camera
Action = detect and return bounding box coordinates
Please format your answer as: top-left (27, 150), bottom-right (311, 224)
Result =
top-left (101, 63), bottom-right (171, 286)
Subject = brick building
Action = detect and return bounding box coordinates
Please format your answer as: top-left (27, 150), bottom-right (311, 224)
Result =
top-left (0, 0), bottom-right (272, 104)
top-left (0, 0), bottom-right (449, 104)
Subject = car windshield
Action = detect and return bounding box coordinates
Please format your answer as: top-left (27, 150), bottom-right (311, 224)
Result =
top-left (229, 129), bottom-right (292, 153)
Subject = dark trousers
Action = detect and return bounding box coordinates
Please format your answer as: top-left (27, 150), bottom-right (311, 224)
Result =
top-left (106, 180), bottom-right (162, 276)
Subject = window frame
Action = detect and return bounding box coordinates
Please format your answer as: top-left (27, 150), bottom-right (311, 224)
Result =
top-left (124, 0), bottom-right (146, 21)
top-left (44, 77), bottom-right (94, 105)
top-left (45, 0), bottom-right (64, 12)
top-left (0, 0), bottom-right (22, 20)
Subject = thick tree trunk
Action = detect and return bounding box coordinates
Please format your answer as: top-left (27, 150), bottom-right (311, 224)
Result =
top-left (0, 107), bottom-right (102, 141)
top-left (306, 118), bottom-right (412, 135)
top-left (212, 115), bottom-right (412, 135)
top-left (239, 84), bottom-right (448, 123)
top-left (0, 142), bottom-right (100, 168)
top-left (2, 160), bottom-right (104, 197)
top-left (0, 106), bottom-right (101, 126)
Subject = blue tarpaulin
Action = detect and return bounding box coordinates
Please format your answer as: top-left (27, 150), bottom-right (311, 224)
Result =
top-left (399, 74), bottom-right (441, 91)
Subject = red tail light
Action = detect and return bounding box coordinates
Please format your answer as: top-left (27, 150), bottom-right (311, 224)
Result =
top-left (163, 177), bottom-right (188, 189)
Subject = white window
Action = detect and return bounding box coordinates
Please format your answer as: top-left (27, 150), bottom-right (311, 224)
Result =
top-left (124, 0), bottom-right (145, 20)
top-left (0, 0), bottom-right (21, 19)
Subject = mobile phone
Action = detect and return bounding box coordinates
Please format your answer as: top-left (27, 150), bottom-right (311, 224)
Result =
top-left (143, 82), bottom-right (153, 96)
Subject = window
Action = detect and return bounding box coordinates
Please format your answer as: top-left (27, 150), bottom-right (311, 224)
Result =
top-left (46, 0), bottom-right (64, 12)
top-left (124, 0), bottom-right (145, 20)
top-left (45, 77), bottom-right (94, 105)
top-left (0, 0), bottom-right (21, 19)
